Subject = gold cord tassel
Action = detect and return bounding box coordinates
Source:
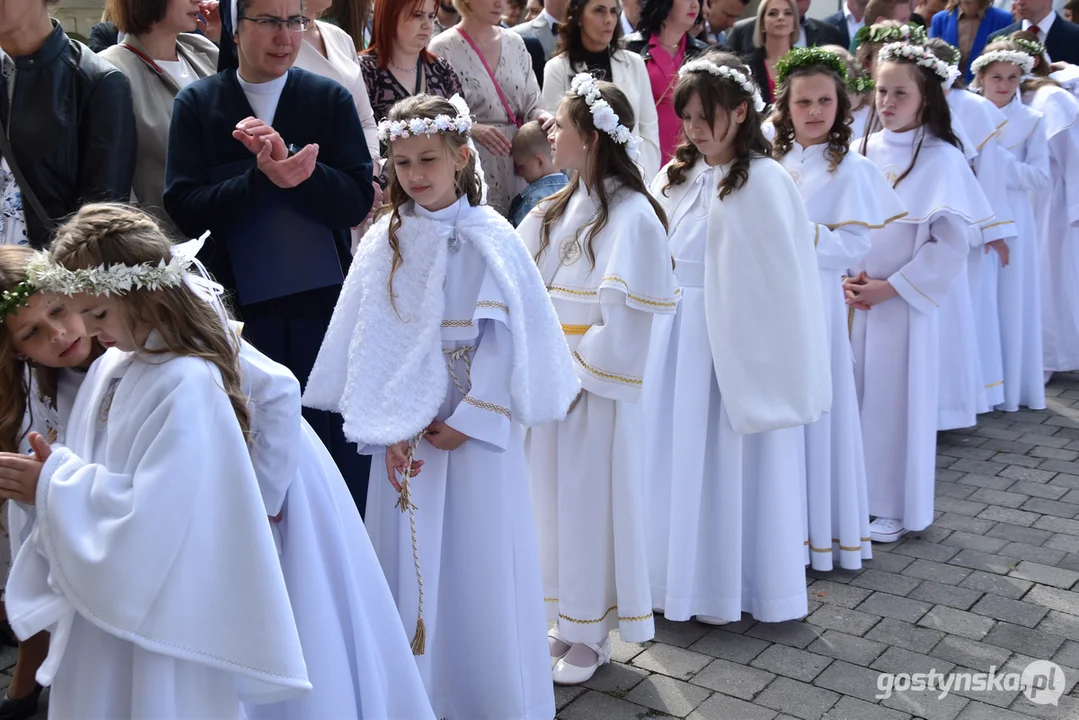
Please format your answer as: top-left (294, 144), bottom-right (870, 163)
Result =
top-left (395, 431), bottom-right (428, 655)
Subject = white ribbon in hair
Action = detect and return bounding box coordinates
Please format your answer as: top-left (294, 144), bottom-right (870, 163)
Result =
top-left (448, 94), bottom-right (489, 207)
top-left (173, 231), bottom-right (234, 331)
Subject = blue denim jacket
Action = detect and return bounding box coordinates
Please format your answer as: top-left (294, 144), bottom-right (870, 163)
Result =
top-left (508, 173), bottom-right (569, 227)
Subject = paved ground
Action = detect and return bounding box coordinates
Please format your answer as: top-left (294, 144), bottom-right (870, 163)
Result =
top-left (9, 374), bottom-right (1079, 719)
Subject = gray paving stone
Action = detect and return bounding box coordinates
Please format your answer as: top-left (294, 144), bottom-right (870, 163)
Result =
top-left (807, 581), bottom-right (873, 610)
top-left (940, 531), bottom-right (1011, 553)
top-left (751, 644), bottom-right (833, 683)
top-left (821, 696), bottom-right (912, 720)
top-left (892, 540), bottom-right (962, 563)
top-left (1061, 488), bottom-right (1079, 505)
top-left (967, 489), bottom-right (1030, 510)
top-left (960, 571), bottom-right (1034, 600)
top-left (872, 646), bottom-right (956, 676)
top-left (1056, 553), bottom-right (1079, 573)
top-left (1032, 515), bottom-right (1079, 536)
top-left (652, 617), bottom-right (711, 649)
top-left (908, 525), bottom-right (956, 544)
top-left (939, 483), bottom-right (980, 500)
top-left (930, 634), bottom-right (1012, 671)
top-left (904, 559), bottom-right (974, 586)
top-left (935, 513), bottom-right (998, 534)
top-left (954, 701), bottom-right (1032, 720)
top-left (950, 549), bottom-right (1022, 575)
top-left (973, 426), bottom-right (1026, 442)
top-left (857, 592), bottom-right (933, 623)
top-left (1038, 458), bottom-right (1079, 474)
top-left (555, 684), bottom-right (588, 711)
top-left (689, 657), bottom-right (774, 700)
top-left (983, 622), bottom-right (1065, 658)
top-left (1022, 497), bottom-right (1079, 519)
top-left (1009, 561), bottom-right (1079, 589)
top-left (936, 496), bottom-right (993, 517)
top-left (851, 569), bottom-right (923, 596)
top-left (687, 693), bottom-right (778, 720)
top-left (1017, 434), bottom-right (1071, 449)
top-left (910, 581), bottom-right (985, 611)
top-left (1032, 445), bottom-right (1079, 461)
top-left (807, 568), bottom-right (864, 585)
top-left (1007, 693), bottom-right (1079, 720)
top-left (971, 592), bottom-right (1050, 628)
top-left (949, 459), bottom-right (1008, 478)
top-left (1051, 473), bottom-right (1079, 490)
top-left (807, 629), bottom-right (888, 666)
top-left (688, 629), bottom-right (770, 664)
top-left (998, 542), bottom-right (1067, 566)
top-left (806, 605), bottom-right (882, 637)
top-left (866, 551), bottom-right (917, 574)
top-left (958, 474), bottom-right (1022, 491)
top-left (919, 606), bottom-right (996, 640)
top-left (1006, 482), bottom-right (1069, 501)
top-left (998, 466), bottom-right (1057, 483)
top-left (986, 452), bottom-right (1041, 468)
top-left (1025, 585), bottom-right (1079, 616)
top-left (755, 677), bottom-right (840, 720)
top-left (624, 674), bottom-right (712, 718)
top-left (866, 617), bottom-right (947, 654)
top-left (1038, 610), bottom-right (1079, 641)
top-left (813, 659), bottom-right (889, 703)
top-left (583, 661), bottom-right (650, 694)
top-left (610, 635), bottom-right (650, 663)
top-left (1044, 533), bottom-right (1079, 555)
top-left (1001, 652), bottom-right (1079, 695)
top-left (632, 644), bottom-right (713, 681)
top-left (745, 622), bottom-right (824, 649)
top-left (880, 685), bottom-right (970, 720)
top-left (943, 666), bottom-right (1024, 710)
top-left (977, 506), bottom-right (1043, 527)
top-left (559, 690), bottom-right (645, 720)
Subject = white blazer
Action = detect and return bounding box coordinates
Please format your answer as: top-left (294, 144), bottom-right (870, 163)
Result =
top-left (543, 50), bottom-right (662, 183)
top-left (295, 21), bottom-right (380, 169)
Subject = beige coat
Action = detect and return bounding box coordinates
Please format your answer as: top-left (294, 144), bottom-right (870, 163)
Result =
top-left (100, 34), bottom-right (218, 235)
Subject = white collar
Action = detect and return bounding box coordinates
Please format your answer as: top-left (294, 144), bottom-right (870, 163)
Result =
top-left (1023, 11), bottom-right (1055, 33)
top-left (542, 9), bottom-right (560, 27)
top-left (413, 195), bottom-right (469, 222)
top-left (237, 69), bottom-right (288, 94)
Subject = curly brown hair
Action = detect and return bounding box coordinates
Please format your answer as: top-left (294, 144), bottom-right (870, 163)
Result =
top-left (49, 203), bottom-right (251, 438)
top-left (535, 79), bottom-right (667, 267)
top-left (771, 62), bottom-right (853, 174)
top-left (381, 94), bottom-right (484, 314)
top-left (662, 50), bottom-right (772, 199)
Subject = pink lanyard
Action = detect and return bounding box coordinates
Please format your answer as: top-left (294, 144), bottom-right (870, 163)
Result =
top-left (456, 27), bottom-right (522, 128)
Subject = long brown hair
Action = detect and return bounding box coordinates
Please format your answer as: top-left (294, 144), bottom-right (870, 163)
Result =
top-left (366, 0), bottom-right (437, 69)
top-left (382, 95), bottom-right (484, 310)
top-left (663, 50), bottom-right (772, 199)
top-left (534, 80), bottom-right (668, 268)
top-left (49, 204), bottom-right (251, 437)
top-left (0, 246), bottom-right (38, 454)
top-left (552, 0), bottom-right (624, 70)
top-left (771, 62), bottom-right (853, 173)
top-left (859, 53), bottom-right (961, 188)
top-left (322, 0), bottom-right (372, 51)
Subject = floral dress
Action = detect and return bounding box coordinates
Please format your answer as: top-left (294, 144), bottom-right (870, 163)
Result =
top-left (0, 157), bottom-right (27, 246)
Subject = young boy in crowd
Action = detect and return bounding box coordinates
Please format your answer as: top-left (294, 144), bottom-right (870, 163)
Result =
top-left (508, 121), bottom-right (568, 227)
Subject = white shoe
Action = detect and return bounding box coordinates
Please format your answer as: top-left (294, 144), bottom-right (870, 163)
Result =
top-left (869, 517), bottom-right (907, 543)
top-left (552, 639), bottom-right (611, 685)
top-left (548, 628), bottom-right (571, 670)
top-left (695, 615), bottom-right (731, 626)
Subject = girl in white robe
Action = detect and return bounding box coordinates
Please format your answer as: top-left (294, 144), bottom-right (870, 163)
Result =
top-left (972, 45), bottom-right (1051, 413)
top-left (643, 52), bottom-right (829, 626)
top-left (304, 94), bottom-right (577, 720)
top-left (770, 48), bottom-right (906, 571)
top-left (517, 76), bottom-right (678, 685)
top-left (847, 44), bottom-right (993, 543)
top-left (0, 204), bottom-right (312, 719)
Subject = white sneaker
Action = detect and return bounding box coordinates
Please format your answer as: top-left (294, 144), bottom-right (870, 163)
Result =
top-left (695, 615), bottom-right (731, 626)
top-left (552, 639), bottom-right (612, 685)
top-left (869, 517), bottom-right (907, 543)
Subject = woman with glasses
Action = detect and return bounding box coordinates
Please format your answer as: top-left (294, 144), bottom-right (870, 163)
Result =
top-left (99, 0), bottom-right (220, 235)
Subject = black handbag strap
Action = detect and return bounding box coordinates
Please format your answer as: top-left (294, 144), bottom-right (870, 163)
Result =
top-left (0, 124), bottom-right (53, 232)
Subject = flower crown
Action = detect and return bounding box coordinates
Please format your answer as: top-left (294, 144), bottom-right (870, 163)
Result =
top-left (678, 60), bottom-right (766, 112)
top-left (775, 47), bottom-right (849, 86)
top-left (855, 22), bottom-right (928, 46)
top-left (971, 49), bottom-right (1035, 75)
top-left (0, 277), bottom-right (36, 320)
top-left (1011, 37), bottom-right (1046, 59)
top-left (377, 95), bottom-right (474, 144)
top-left (878, 42), bottom-right (962, 86)
top-left (850, 75), bottom-right (876, 94)
top-left (26, 243), bottom-right (200, 297)
top-left (569, 73), bottom-right (640, 153)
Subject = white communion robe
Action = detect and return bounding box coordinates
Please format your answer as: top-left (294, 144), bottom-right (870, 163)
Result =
top-left (947, 89), bottom-right (1014, 413)
top-left (6, 347), bottom-right (311, 718)
top-left (1027, 84), bottom-right (1079, 374)
top-left (643, 157), bottom-right (829, 622)
top-left (779, 143), bottom-right (906, 570)
top-left (519, 179), bottom-right (679, 643)
top-left (305, 196), bottom-right (578, 720)
top-left (852, 129), bottom-right (992, 531)
top-left (236, 341), bottom-right (433, 720)
top-left (996, 98), bottom-right (1050, 412)
top-left (851, 104), bottom-right (873, 143)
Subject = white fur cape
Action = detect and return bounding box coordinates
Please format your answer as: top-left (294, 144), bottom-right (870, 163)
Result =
top-left (303, 199), bottom-right (580, 446)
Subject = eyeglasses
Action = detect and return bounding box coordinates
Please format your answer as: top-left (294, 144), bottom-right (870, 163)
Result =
top-left (239, 15), bottom-right (311, 33)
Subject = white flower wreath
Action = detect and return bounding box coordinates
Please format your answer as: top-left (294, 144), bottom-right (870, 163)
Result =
top-left (878, 42), bottom-right (962, 88)
top-left (569, 73), bottom-right (641, 155)
top-left (25, 231), bottom-right (210, 297)
top-left (971, 49), bottom-right (1035, 76)
top-left (376, 95), bottom-right (474, 143)
top-left (678, 60), bottom-right (766, 112)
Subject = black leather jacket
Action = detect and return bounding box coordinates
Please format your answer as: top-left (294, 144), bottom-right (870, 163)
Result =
top-left (0, 22), bottom-right (137, 248)
top-left (621, 31), bottom-right (712, 62)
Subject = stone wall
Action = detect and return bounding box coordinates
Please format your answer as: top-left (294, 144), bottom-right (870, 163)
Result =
top-left (54, 0), bottom-right (106, 43)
